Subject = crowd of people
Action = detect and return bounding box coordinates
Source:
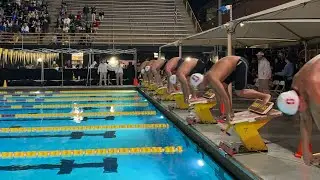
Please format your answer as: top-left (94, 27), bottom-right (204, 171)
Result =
top-left (249, 51), bottom-right (297, 93)
top-left (0, 0), bottom-right (50, 34)
top-left (56, 2), bottom-right (102, 34)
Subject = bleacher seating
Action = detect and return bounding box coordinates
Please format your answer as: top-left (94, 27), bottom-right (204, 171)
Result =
top-left (45, 0), bottom-right (196, 45)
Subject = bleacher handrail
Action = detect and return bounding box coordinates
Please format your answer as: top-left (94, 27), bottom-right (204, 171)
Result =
top-left (182, 0), bottom-right (202, 32)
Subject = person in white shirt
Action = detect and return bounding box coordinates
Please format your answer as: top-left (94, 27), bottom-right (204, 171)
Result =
top-left (63, 17), bottom-right (71, 26)
top-left (98, 60), bottom-right (111, 86)
top-left (21, 23), bottom-right (29, 33)
top-left (115, 61), bottom-right (124, 85)
top-left (257, 51), bottom-right (272, 93)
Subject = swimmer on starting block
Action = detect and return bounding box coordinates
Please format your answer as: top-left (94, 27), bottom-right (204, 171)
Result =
top-left (145, 60), bottom-right (156, 84)
top-left (176, 57), bottom-right (213, 103)
top-left (205, 56), bottom-right (271, 122)
top-left (140, 60), bottom-right (150, 84)
top-left (165, 57), bottom-right (184, 93)
top-left (277, 54), bottom-right (320, 166)
top-left (150, 57), bottom-right (167, 86)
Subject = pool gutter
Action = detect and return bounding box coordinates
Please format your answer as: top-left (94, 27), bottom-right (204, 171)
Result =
top-left (137, 88), bottom-right (262, 180)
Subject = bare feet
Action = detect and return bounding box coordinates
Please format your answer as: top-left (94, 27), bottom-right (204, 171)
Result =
top-left (262, 94), bottom-right (272, 104)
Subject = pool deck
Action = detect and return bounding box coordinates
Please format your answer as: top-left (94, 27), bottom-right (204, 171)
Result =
top-left (140, 89), bottom-right (320, 180)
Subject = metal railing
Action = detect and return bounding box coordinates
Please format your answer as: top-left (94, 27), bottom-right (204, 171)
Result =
top-left (0, 32), bottom-right (188, 45)
top-left (182, 0), bottom-right (203, 32)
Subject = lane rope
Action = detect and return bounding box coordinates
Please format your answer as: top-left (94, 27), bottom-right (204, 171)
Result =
top-left (0, 90), bottom-right (137, 95)
top-left (1, 111), bottom-right (157, 118)
top-left (0, 124), bottom-right (169, 133)
top-left (0, 146), bottom-right (183, 159)
top-left (0, 103), bottom-right (149, 109)
top-left (0, 97), bottom-right (140, 103)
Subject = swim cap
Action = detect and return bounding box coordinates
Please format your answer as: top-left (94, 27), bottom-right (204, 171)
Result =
top-left (169, 75), bottom-right (177, 84)
top-left (190, 73), bottom-right (204, 88)
top-left (277, 90), bottom-right (300, 115)
top-left (145, 66), bottom-right (150, 72)
top-left (141, 69), bottom-right (145, 74)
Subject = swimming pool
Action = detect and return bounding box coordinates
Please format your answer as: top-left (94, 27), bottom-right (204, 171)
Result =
top-left (0, 89), bottom-right (233, 180)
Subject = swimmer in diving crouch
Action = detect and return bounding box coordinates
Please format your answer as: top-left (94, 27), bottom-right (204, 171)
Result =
top-left (165, 57), bottom-right (184, 93)
top-left (205, 56), bottom-right (271, 122)
top-left (176, 57), bottom-right (213, 103)
top-left (140, 60), bottom-right (150, 83)
top-left (150, 57), bottom-right (167, 87)
top-left (277, 54), bottom-right (320, 166)
top-left (145, 60), bottom-right (156, 84)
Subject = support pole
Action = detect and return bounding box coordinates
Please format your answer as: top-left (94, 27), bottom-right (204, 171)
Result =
top-left (61, 53), bottom-right (64, 86)
top-left (227, 5), bottom-right (233, 56)
top-left (179, 44), bottom-right (182, 58)
top-left (39, 58), bottom-right (44, 86)
top-left (217, 0), bottom-right (222, 54)
top-left (303, 41), bottom-right (308, 63)
top-left (134, 50), bottom-right (137, 79)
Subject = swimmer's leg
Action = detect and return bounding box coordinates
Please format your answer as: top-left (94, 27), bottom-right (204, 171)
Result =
top-left (235, 89), bottom-right (271, 104)
top-left (165, 68), bottom-right (174, 93)
top-left (151, 66), bottom-right (162, 86)
top-left (300, 109), bottom-right (314, 165)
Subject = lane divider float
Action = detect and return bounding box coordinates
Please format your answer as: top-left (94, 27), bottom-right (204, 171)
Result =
top-left (0, 97), bottom-right (140, 103)
top-left (0, 103), bottom-right (148, 109)
top-left (0, 124), bottom-right (169, 133)
top-left (0, 90), bottom-right (137, 95)
top-left (1, 110), bottom-right (156, 119)
top-left (0, 146), bottom-right (183, 159)
top-left (1, 93), bottom-right (139, 98)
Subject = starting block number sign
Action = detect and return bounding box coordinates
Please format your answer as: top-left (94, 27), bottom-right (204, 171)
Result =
top-left (248, 100), bottom-right (274, 115)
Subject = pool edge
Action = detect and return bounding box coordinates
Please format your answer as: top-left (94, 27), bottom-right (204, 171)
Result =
top-left (137, 88), bottom-right (262, 180)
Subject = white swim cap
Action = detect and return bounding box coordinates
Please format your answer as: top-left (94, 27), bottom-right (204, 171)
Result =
top-left (169, 75), bottom-right (177, 84)
top-left (145, 66), bottom-right (150, 72)
top-left (277, 90), bottom-right (300, 115)
top-left (190, 73), bottom-right (204, 88)
top-left (141, 69), bottom-right (145, 74)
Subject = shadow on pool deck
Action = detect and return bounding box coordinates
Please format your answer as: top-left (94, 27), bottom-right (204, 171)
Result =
top-left (144, 92), bottom-right (320, 180)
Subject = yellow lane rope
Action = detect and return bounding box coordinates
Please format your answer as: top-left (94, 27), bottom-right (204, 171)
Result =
top-left (3, 103), bottom-right (149, 109)
top-left (2, 97), bottom-right (140, 103)
top-left (0, 90), bottom-right (137, 94)
top-left (0, 124), bottom-right (169, 133)
top-left (0, 146), bottom-right (183, 159)
top-left (4, 111), bottom-right (156, 119)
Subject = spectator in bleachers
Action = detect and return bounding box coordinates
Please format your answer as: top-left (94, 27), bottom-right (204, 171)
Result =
top-left (98, 11), bottom-right (104, 21)
top-left (91, 6), bottom-right (96, 22)
top-left (0, 22), bottom-right (6, 32)
top-left (21, 22), bottom-right (29, 33)
top-left (83, 5), bottom-right (89, 21)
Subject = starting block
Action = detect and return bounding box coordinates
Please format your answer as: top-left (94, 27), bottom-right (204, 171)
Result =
top-left (219, 100), bottom-right (282, 155)
top-left (188, 91), bottom-right (217, 124)
top-left (141, 81), bottom-right (148, 88)
top-left (168, 92), bottom-right (189, 110)
top-left (147, 83), bottom-right (157, 91)
top-left (155, 86), bottom-right (167, 95)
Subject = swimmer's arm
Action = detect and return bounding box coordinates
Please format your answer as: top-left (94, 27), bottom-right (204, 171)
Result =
top-left (212, 80), bottom-right (231, 118)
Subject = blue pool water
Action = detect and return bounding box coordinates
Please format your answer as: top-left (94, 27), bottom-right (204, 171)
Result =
top-left (0, 90), bottom-right (233, 180)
